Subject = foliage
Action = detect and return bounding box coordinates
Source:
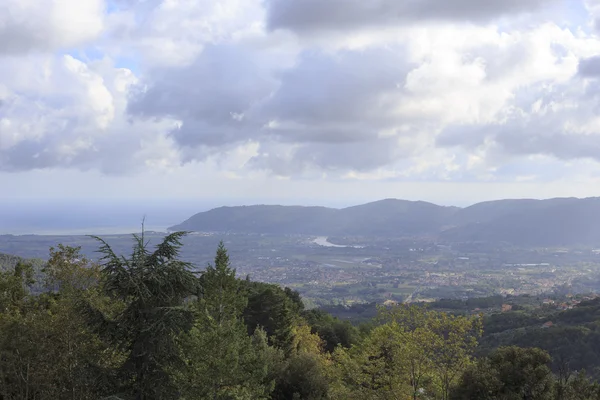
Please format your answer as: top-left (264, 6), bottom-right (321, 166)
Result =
top-left (178, 241), bottom-right (280, 399)
top-left (5, 237), bottom-right (600, 400)
top-left (242, 280), bottom-right (300, 352)
top-left (86, 231), bottom-right (198, 400)
top-left (272, 324), bottom-right (329, 400)
top-left (302, 308), bottom-right (360, 352)
top-left (452, 346), bottom-right (556, 400)
top-left (0, 246), bottom-right (122, 400)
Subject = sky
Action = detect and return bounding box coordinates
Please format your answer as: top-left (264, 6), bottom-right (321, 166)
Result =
top-left (3, 0), bottom-right (600, 210)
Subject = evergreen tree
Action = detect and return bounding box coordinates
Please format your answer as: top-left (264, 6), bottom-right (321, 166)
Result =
top-left (179, 241), bottom-right (278, 399)
top-left (85, 231), bottom-right (198, 400)
top-left (242, 282), bottom-right (298, 352)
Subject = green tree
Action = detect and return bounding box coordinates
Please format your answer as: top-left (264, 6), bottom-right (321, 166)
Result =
top-left (329, 323), bottom-right (412, 400)
top-left (0, 261), bottom-right (34, 312)
top-left (379, 305), bottom-right (482, 400)
top-left (242, 281), bottom-right (300, 352)
top-left (179, 242), bottom-right (279, 399)
top-left (42, 245), bottom-right (124, 399)
top-left (450, 358), bottom-right (503, 400)
top-left (558, 370), bottom-right (600, 400)
top-left (451, 346), bottom-right (555, 400)
top-left (302, 309), bottom-right (360, 353)
top-left (85, 231), bottom-right (198, 400)
top-left (272, 324), bottom-right (330, 400)
top-left (0, 246), bottom-right (122, 400)
top-left (428, 311), bottom-right (483, 400)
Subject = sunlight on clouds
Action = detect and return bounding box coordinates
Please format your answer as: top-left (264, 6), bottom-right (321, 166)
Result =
top-left (3, 0), bottom-right (600, 201)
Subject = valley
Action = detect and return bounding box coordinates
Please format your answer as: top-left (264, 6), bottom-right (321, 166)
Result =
top-left (3, 231), bottom-right (600, 307)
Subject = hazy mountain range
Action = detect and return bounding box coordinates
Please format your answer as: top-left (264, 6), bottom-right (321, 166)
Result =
top-left (169, 197), bottom-right (600, 246)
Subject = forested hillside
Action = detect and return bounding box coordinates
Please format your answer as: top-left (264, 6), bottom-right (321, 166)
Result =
top-left (1, 233), bottom-right (599, 399)
top-left (0, 252), bottom-right (44, 271)
top-left (170, 197), bottom-right (600, 246)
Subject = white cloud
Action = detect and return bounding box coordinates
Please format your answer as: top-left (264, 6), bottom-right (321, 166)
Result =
top-left (3, 0), bottom-right (600, 202)
top-left (104, 0), bottom-right (266, 66)
top-left (0, 0), bottom-right (104, 54)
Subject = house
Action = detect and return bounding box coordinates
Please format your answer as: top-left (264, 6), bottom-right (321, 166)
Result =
top-left (502, 304), bottom-right (513, 312)
top-left (541, 321), bottom-right (554, 329)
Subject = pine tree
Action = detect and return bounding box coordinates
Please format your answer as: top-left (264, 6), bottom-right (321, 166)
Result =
top-left (197, 241), bottom-right (247, 326)
top-left (85, 231), bottom-right (198, 400)
top-left (178, 241), bottom-right (278, 399)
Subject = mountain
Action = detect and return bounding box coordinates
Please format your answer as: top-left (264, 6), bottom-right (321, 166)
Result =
top-left (442, 197), bottom-right (600, 246)
top-left (169, 197), bottom-right (600, 246)
top-left (169, 199), bottom-right (458, 237)
top-left (336, 199), bottom-right (459, 236)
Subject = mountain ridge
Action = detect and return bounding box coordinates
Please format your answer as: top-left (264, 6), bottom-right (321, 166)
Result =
top-left (169, 197), bottom-right (600, 246)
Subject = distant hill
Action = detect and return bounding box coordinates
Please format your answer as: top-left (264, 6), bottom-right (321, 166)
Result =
top-left (169, 197), bottom-right (600, 246)
top-left (442, 197), bottom-right (600, 246)
top-left (169, 199), bottom-right (458, 237)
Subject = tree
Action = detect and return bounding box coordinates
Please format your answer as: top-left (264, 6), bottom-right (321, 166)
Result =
top-left (379, 304), bottom-right (482, 400)
top-left (558, 370), bottom-right (600, 400)
top-left (491, 346), bottom-right (555, 400)
top-left (302, 309), bottom-right (360, 353)
top-left (179, 241), bottom-right (279, 399)
top-left (0, 261), bottom-right (34, 312)
top-left (272, 324), bottom-right (330, 400)
top-left (0, 246), bottom-right (122, 400)
top-left (451, 346), bottom-right (555, 400)
top-left (242, 281), bottom-right (300, 353)
top-left (450, 359), bottom-right (503, 400)
top-left (329, 323), bottom-right (413, 400)
top-left (428, 311), bottom-right (483, 400)
top-left (85, 231), bottom-right (198, 400)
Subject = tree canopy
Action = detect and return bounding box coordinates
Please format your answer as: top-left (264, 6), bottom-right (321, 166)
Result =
top-left (0, 233), bottom-right (598, 399)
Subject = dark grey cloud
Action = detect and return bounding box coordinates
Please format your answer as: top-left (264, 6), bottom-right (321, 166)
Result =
top-left (0, 122), bottom-right (149, 175)
top-left (439, 121), bottom-right (600, 161)
top-left (0, 24), bottom-right (50, 54)
top-left (128, 45), bottom-right (418, 172)
top-left (579, 56), bottom-right (600, 77)
top-left (266, 0), bottom-right (555, 33)
top-left (129, 45), bottom-right (272, 122)
top-left (128, 44), bottom-right (275, 150)
top-left (260, 49), bottom-right (412, 132)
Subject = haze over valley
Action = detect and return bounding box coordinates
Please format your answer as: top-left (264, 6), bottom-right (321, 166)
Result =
top-left (5, 196), bottom-right (600, 308)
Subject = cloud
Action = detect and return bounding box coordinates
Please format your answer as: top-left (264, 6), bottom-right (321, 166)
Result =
top-left (0, 54), bottom-right (179, 174)
top-left (122, 17), bottom-right (600, 178)
top-left (249, 137), bottom-right (405, 176)
top-left (103, 0), bottom-right (265, 67)
top-left (437, 73), bottom-right (600, 169)
top-left (265, 0), bottom-right (557, 33)
top-left (0, 0), bottom-right (104, 54)
top-left (579, 55), bottom-right (600, 76)
top-left (127, 44), bottom-right (276, 159)
top-left (127, 45), bottom-right (424, 172)
top-left (4, 0), bottom-right (600, 193)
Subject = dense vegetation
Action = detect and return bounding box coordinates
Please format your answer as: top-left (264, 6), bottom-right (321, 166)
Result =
top-left (1, 233), bottom-right (600, 399)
